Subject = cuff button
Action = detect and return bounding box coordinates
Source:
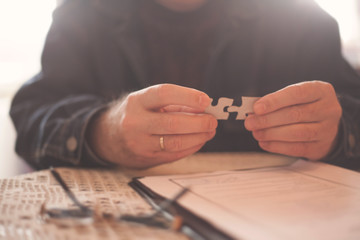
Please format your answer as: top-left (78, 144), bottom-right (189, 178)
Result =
top-left (66, 137), bottom-right (78, 152)
top-left (348, 134), bottom-right (355, 150)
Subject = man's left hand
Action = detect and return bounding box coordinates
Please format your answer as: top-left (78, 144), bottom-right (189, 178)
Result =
top-left (244, 81), bottom-right (342, 160)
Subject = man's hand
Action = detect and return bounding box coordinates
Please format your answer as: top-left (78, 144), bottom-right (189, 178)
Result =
top-left (245, 81), bottom-right (342, 160)
top-left (88, 84), bottom-right (217, 168)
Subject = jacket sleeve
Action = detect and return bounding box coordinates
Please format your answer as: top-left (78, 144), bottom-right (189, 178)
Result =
top-left (9, 2), bottom-right (115, 169)
top-left (296, 5), bottom-right (360, 169)
top-left (331, 65), bottom-right (360, 170)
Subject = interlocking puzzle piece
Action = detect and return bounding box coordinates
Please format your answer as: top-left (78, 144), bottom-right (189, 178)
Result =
top-left (205, 97), bottom-right (260, 120)
top-left (205, 97), bottom-right (234, 120)
top-left (227, 97), bottom-right (260, 120)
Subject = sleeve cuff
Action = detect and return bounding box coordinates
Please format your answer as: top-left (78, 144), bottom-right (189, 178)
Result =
top-left (322, 113), bottom-right (360, 169)
top-left (79, 104), bottom-right (118, 167)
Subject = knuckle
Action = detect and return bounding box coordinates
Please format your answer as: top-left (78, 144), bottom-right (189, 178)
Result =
top-left (251, 131), bottom-right (257, 140)
top-left (164, 115), bottom-right (179, 132)
top-left (122, 94), bottom-right (140, 114)
top-left (306, 126), bottom-right (318, 141)
top-left (335, 102), bottom-right (342, 115)
top-left (292, 143), bottom-right (307, 157)
top-left (253, 130), bottom-right (265, 140)
top-left (294, 127), bottom-right (317, 141)
top-left (294, 83), bottom-right (307, 100)
top-left (204, 117), bottom-right (217, 131)
top-left (306, 131), bottom-right (316, 141)
top-left (307, 105), bottom-right (317, 118)
top-left (125, 93), bottom-right (138, 107)
top-left (147, 115), bottom-right (159, 132)
top-left (257, 116), bottom-right (268, 128)
top-left (321, 81), bottom-right (334, 93)
top-left (331, 100), bottom-right (343, 118)
top-left (121, 114), bottom-right (135, 130)
top-left (259, 141), bottom-right (271, 150)
top-left (311, 129), bottom-right (319, 140)
top-left (156, 84), bottom-right (172, 102)
top-left (293, 129), bottom-right (305, 140)
top-left (318, 81), bottom-right (337, 98)
top-left (289, 107), bottom-right (302, 122)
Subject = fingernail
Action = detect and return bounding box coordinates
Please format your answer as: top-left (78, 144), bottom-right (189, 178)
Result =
top-left (245, 119), bottom-right (253, 130)
top-left (199, 95), bottom-right (210, 108)
top-left (245, 114), bottom-right (257, 129)
top-left (253, 130), bottom-right (264, 139)
top-left (208, 130), bottom-right (216, 138)
top-left (209, 118), bottom-right (218, 130)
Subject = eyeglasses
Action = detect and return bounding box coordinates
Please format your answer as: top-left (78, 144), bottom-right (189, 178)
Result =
top-left (40, 167), bottom-right (188, 231)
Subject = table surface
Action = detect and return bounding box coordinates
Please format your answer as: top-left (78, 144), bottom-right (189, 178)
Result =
top-left (0, 153), bottom-right (296, 240)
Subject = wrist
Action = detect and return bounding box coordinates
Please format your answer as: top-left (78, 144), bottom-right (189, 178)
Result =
top-left (86, 106), bottom-right (114, 163)
top-left (320, 117), bottom-right (345, 163)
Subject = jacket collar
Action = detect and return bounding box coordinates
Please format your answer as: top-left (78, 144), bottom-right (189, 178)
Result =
top-left (92, 0), bottom-right (304, 25)
top-left (92, 0), bottom-right (265, 23)
top-left (91, 0), bottom-right (267, 89)
top-left (91, 0), bottom-right (134, 23)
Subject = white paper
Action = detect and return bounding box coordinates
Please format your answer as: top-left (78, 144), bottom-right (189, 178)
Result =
top-left (139, 159), bottom-right (360, 240)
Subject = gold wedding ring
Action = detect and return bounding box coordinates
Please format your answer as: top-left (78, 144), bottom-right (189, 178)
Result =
top-left (160, 136), bottom-right (165, 151)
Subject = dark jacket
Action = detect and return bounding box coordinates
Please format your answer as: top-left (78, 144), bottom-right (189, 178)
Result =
top-left (10, 0), bottom-right (360, 169)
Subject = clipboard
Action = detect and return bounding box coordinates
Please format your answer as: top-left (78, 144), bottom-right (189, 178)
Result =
top-left (129, 178), bottom-right (233, 240)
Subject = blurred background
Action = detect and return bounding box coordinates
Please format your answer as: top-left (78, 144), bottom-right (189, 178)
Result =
top-left (0, 0), bottom-right (360, 178)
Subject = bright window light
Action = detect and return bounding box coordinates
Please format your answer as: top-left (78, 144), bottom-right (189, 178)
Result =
top-left (315, 0), bottom-right (359, 44)
top-left (314, 0), bottom-right (360, 67)
top-left (0, 0), bottom-right (56, 95)
top-left (0, 0), bottom-right (358, 95)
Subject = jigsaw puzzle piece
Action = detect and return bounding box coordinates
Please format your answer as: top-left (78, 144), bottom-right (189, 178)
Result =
top-left (227, 96), bottom-right (260, 120)
top-left (205, 97), bottom-right (234, 120)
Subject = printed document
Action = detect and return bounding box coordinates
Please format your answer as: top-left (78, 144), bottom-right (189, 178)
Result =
top-left (138, 159), bottom-right (360, 240)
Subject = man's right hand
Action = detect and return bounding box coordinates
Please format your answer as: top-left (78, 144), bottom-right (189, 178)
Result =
top-left (88, 84), bottom-right (218, 168)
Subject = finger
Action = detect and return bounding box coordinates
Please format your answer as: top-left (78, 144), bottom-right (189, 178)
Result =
top-left (251, 123), bottom-right (325, 142)
top-left (150, 143), bottom-right (206, 165)
top-left (258, 140), bottom-right (331, 161)
top-left (146, 112), bottom-right (218, 135)
top-left (124, 143), bottom-right (206, 169)
top-left (124, 130), bottom-right (214, 157)
top-left (160, 105), bottom-right (205, 113)
top-left (254, 81), bottom-right (332, 115)
top-left (245, 101), bottom-right (324, 131)
top-left (139, 84), bottom-right (211, 110)
top-left (152, 131), bottom-right (216, 152)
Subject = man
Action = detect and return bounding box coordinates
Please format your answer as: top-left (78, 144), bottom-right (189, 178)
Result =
top-left (10, 0), bottom-right (360, 169)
